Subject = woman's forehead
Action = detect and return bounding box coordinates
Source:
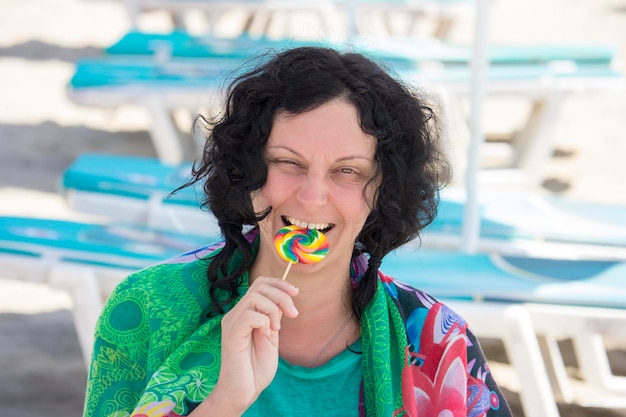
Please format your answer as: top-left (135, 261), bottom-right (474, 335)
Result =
top-left (267, 101), bottom-right (375, 156)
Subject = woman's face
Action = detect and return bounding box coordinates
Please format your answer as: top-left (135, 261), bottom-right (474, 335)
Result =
top-left (252, 99), bottom-right (378, 275)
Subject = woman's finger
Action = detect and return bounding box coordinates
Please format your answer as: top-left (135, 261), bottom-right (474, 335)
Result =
top-left (250, 277), bottom-right (299, 318)
top-left (225, 291), bottom-right (284, 332)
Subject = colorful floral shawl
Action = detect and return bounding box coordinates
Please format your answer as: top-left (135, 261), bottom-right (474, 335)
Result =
top-left (83, 231), bottom-right (511, 417)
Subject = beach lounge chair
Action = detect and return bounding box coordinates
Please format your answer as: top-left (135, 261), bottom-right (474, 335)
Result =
top-left (61, 153), bottom-right (626, 260)
top-left (61, 153), bottom-right (220, 236)
top-left (121, 0), bottom-right (344, 40)
top-left (120, 0), bottom-right (477, 40)
top-left (0, 215), bottom-right (216, 368)
top-left (66, 54), bottom-right (622, 168)
top-left (0, 214), bottom-right (559, 416)
top-left (102, 30), bottom-right (624, 185)
top-left (68, 33), bottom-right (623, 190)
top-left (426, 188), bottom-right (626, 257)
top-left (4, 212), bottom-right (623, 415)
top-left (333, 0), bottom-right (480, 39)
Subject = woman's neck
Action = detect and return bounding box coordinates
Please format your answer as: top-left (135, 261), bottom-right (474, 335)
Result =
top-left (277, 277), bottom-right (359, 367)
top-left (248, 248), bottom-right (359, 366)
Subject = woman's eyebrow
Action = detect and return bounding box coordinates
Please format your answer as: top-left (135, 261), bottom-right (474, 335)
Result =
top-left (336, 155), bottom-right (374, 163)
top-left (266, 145), bottom-right (301, 156)
top-left (268, 146), bottom-right (372, 162)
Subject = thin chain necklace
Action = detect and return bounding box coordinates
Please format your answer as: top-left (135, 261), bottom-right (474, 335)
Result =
top-left (306, 313), bottom-right (353, 368)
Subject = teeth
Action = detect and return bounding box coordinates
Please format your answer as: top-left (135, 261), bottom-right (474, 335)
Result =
top-left (285, 216), bottom-right (330, 231)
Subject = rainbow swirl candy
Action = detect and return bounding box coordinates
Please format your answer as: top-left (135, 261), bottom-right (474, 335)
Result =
top-left (274, 225), bottom-right (329, 264)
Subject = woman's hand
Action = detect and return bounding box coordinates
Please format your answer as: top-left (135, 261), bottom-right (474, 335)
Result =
top-left (192, 277), bottom-right (299, 416)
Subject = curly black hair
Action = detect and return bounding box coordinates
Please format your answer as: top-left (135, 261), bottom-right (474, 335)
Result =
top-left (187, 46), bottom-right (450, 319)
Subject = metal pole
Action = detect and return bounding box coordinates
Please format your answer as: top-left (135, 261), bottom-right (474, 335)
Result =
top-left (461, 0), bottom-right (490, 253)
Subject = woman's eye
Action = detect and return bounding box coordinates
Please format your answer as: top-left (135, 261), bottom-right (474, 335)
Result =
top-left (333, 168), bottom-right (369, 184)
top-left (338, 167), bottom-right (358, 175)
top-left (276, 159), bottom-right (300, 166)
top-left (270, 158), bottom-right (304, 171)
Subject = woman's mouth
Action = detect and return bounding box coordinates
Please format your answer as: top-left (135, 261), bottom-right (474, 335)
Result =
top-left (282, 216), bottom-right (334, 233)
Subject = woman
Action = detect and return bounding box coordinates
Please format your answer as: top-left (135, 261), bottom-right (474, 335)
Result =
top-left (83, 46), bottom-right (512, 417)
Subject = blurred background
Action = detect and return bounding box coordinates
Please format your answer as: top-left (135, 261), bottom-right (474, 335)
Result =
top-left (1, 0), bottom-right (626, 416)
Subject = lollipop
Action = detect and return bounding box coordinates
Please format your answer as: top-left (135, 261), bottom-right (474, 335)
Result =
top-left (274, 225), bottom-right (329, 280)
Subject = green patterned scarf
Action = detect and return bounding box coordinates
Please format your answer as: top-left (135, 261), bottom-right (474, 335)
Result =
top-left (85, 238), bottom-right (411, 416)
top-left (130, 281), bottom-right (408, 416)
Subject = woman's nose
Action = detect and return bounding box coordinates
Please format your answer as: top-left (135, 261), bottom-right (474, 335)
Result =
top-left (295, 175), bottom-right (328, 207)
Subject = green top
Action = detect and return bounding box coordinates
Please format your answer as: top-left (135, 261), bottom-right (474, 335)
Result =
top-left (244, 340), bottom-right (362, 417)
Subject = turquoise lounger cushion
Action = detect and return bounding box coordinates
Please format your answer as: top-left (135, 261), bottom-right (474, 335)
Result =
top-left (68, 58), bottom-right (242, 88)
top-left (363, 38), bottom-right (617, 66)
top-left (69, 56), bottom-right (622, 91)
top-left (430, 196), bottom-right (626, 247)
top-left (0, 216), bottom-right (216, 269)
top-left (106, 30), bottom-right (617, 66)
top-left (62, 153), bottom-right (200, 206)
top-left (106, 31), bottom-right (329, 60)
top-left (383, 247), bottom-right (626, 308)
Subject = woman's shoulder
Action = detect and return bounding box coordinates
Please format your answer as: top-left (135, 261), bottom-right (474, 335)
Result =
top-left (378, 271), bottom-right (474, 350)
top-left (118, 240), bottom-right (225, 290)
top-left (124, 256), bottom-right (206, 288)
top-left (379, 270), bottom-right (437, 307)
top-left (378, 270), bottom-right (467, 326)
top-left (108, 248), bottom-right (221, 313)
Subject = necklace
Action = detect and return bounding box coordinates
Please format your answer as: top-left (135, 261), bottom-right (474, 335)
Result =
top-left (306, 313), bottom-right (353, 368)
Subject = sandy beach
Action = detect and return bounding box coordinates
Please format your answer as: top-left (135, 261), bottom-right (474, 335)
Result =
top-left (1, 0), bottom-right (626, 415)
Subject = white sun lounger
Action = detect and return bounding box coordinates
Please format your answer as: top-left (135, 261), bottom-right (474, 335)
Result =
top-left (68, 35), bottom-right (624, 193)
top-left (0, 215), bottom-right (217, 368)
top-left (67, 54), bottom-right (623, 168)
top-left (334, 0), bottom-right (482, 39)
top-left (3, 210), bottom-right (625, 413)
top-left (100, 31), bottom-right (624, 187)
top-left (61, 153), bottom-right (220, 236)
top-left (122, 0), bottom-right (344, 39)
top-left (423, 188), bottom-right (626, 259)
top-left (120, 0), bottom-right (478, 40)
top-left (61, 153), bottom-right (626, 260)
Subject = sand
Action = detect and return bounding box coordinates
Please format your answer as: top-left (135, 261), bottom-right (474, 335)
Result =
top-left (1, 0), bottom-right (625, 415)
